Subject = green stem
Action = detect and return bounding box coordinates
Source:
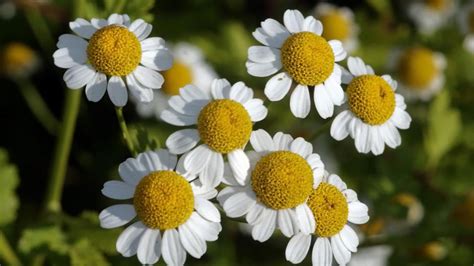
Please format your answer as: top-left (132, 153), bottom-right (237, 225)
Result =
top-left (24, 8), bottom-right (54, 53)
top-left (115, 107), bottom-right (137, 157)
top-left (44, 89), bottom-right (82, 213)
top-left (0, 231), bottom-right (21, 266)
top-left (310, 119), bottom-right (333, 141)
top-left (15, 78), bottom-right (59, 135)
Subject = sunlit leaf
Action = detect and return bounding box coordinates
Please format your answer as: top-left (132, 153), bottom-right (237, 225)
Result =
top-left (0, 148), bottom-right (19, 226)
top-left (18, 226), bottom-right (69, 255)
top-left (70, 239), bottom-right (110, 266)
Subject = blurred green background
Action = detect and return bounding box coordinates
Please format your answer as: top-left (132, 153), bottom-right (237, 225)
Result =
top-left (0, 0), bottom-right (473, 265)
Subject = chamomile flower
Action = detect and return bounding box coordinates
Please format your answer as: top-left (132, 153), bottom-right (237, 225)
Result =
top-left (390, 47), bottom-right (446, 101)
top-left (314, 3), bottom-right (359, 53)
top-left (285, 173), bottom-right (369, 265)
top-left (218, 130), bottom-right (325, 242)
top-left (161, 78), bottom-right (267, 188)
top-left (458, 2), bottom-right (474, 53)
top-left (246, 9), bottom-right (347, 119)
top-left (408, 0), bottom-right (456, 34)
top-left (99, 149), bottom-right (221, 265)
top-left (330, 57), bottom-right (411, 155)
top-left (1, 42), bottom-right (39, 78)
top-left (53, 14), bottom-right (172, 106)
top-left (135, 42), bottom-right (217, 119)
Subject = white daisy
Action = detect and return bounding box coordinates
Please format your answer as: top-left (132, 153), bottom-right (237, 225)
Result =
top-left (389, 47), bottom-right (446, 101)
top-left (161, 78), bottom-right (267, 188)
top-left (135, 42), bottom-right (217, 119)
top-left (99, 149), bottom-right (221, 265)
top-left (53, 13), bottom-right (172, 107)
top-left (330, 57), bottom-right (412, 155)
top-left (458, 1), bottom-right (474, 54)
top-left (408, 0), bottom-right (456, 35)
top-left (218, 129), bottom-right (325, 242)
top-left (313, 3), bottom-right (359, 53)
top-left (246, 9), bottom-right (347, 119)
top-left (285, 173), bottom-right (369, 265)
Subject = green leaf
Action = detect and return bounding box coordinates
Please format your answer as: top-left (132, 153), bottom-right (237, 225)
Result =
top-left (128, 123), bottom-right (163, 153)
top-left (0, 148), bottom-right (19, 226)
top-left (18, 226), bottom-right (69, 255)
top-left (70, 239), bottom-right (110, 266)
top-left (424, 90), bottom-right (462, 168)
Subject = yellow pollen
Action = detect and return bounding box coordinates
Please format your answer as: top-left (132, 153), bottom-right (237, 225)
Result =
top-left (161, 61), bottom-right (193, 96)
top-left (197, 99), bottom-right (252, 154)
top-left (425, 0), bottom-right (449, 10)
top-left (133, 170), bottom-right (194, 230)
top-left (320, 11), bottom-right (351, 41)
top-left (280, 32), bottom-right (334, 86)
top-left (251, 151), bottom-right (313, 210)
top-left (398, 47), bottom-right (437, 89)
top-left (307, 183), bottom-right (348, 237)
top-left (1, 42), bottom-right (36, 75)
top-left (347, 75), bottom-right (395, 125)
top-left (87, 25), bottom-right (141, 76)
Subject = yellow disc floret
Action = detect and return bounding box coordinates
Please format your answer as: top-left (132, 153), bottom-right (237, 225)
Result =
top-left (133, 170), bottom-right (194, 230)
top-left (307, 183), bottom-right (348, 237)
top-left (320, 11), bottom-right (351, 41)
top-left (1, 42), bottom-right (37, 76)
top-left (347, 75), bottom-right (395, 125)
top-left (197, 99), bottom-right (252, 154)
top-left (398, 47), bottom-right (437, 89)
top-left (425, 0), bottom-right (449, 10)
top-left (161, 61), bottom-right (193, 95)
top-left (251, 151), bottom-right (313, 210)
top-left (87, 25), bottom-right (141, 76)
top-left (280, 32), bottom-right (335, 86)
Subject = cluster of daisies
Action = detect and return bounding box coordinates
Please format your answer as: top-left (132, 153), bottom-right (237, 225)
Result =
top-left (52, 7), bottom-right (416, 266)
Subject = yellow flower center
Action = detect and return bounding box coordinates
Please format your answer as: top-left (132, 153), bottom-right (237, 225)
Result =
top-left (307, 183), bottom-right (348, 237)
top-left (87, 25), bottom-right (141, 76)
top-left (280, 32), bottom-right (335, 86)
top-left (251, 151), bottom-right (313, 210)
top-left (133, 170), bottom-right (194, 230)
top-left (197, 99), bottom-right (252, 154)
top-left (398, 47), bottom-right (437, 89)
top-left (425, 0), bottom-right (449, 10)
top-left (161, 61), bottom-right (193, 96)
top-left (320, 11), bottom-right (351, 41)
top-left (1, 42), bottom-right (36, 75)
top-left (347, 75), bottom-right (395, 125)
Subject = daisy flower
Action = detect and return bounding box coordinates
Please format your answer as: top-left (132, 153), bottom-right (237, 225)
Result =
top-left (330, 57), bottom-right (412, 155)
top-left (99, 149), bottom-right (221, 265)
top-left (135, 42), bottom-right (217, 119)
top-left (458, 1), bottom-right (474, 54)
top-left (408, 0), bottom-right (456, 35)
top-left (1, 42), bottom-right (39, 78)
top-left (218, 129), bottom-right (325, 242)
top-left (246, 9), bottom-right (347, 119)
top-left (53, 14), bottom-right (172, 107)
top-left (389, 47), bottom-right (446, 101)
top-left (161, 78), bottom-right (267, 188)
top-left (285, 173), bottom-right (369, 265)
top-left (313, 3), bottom-right (359, 53)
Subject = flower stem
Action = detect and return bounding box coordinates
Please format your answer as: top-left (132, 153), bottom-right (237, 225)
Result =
top-left (24, 8), bottom-right (54, 53)
top-left (44, 89), bottom-right (82, 213)
top-left (115, 107), bottom-right (138, 157)
top-left (15, 78), bottom-right (59, 135)
top-left (0, 231), bottom-right (21, 266)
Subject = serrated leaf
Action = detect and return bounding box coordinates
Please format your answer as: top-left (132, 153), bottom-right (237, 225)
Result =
top-left (0, 148), bottom-right (19, 226)
top-left (70, 239), bottom-right (110, 266)
top-left (424, 90), bottom-right (461, 168)
top-left (18, 226), bottom-right (69, 255)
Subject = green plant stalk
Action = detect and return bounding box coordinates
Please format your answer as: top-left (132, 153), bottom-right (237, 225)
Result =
top-left (0, 231), bottom-right (21, 266)
top-left (16, 78), bottom-right (59, 135)
top-left (44, 89), bottom-right (82, 213)
top-left (24, 8), bottom-right (54, 53)
top-left (115, 107), bottom-right (138, 157)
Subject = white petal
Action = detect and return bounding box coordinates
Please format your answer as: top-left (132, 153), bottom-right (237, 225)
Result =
top-left (273, 132), bottom-right (293, 150)
top-left (243, 99), bottom-right (268, 122)
top-left (167, 94), bottom-right (207, 116)
top-left (348, 201), bottom-right (370, 224)
top-left (228, 149), bottom-right (250, 186)
top-left (312, 238), bottom-right (333, 266)
top-left (328, 174), bottom-right (347, 191)
top-left (295, 204), bottom-right (315, 235)
top-left (329, 40), bottom-right (347, 62)
top-left (186, 212), bottom-right (221, 241)
top-left (370, 127), bottom-right (385, 156)
top-left (91, 18), bottom-right (107, 29)
top-left (348, 57), bottom-right (369, 76)
top-left (63, 64), bottom-right (95, 89)
top-left (129, 19), bottom-right (152, 40)
top-left (85, 72), bottom-right (107, 102)
top-left (178, 220), bottom-right (206, 258)
top-left (118, 157), bottom-right (147, 186)
top-left (354, 121), bottom-right (371, 154)
top-left (313, 84), bottom-right (334, 119)
top-left (222, 188), bottom-right (256, 218)
top-left (139, 149), bottom-right (177, 171)
top-left (260, 18), bottom-right (290, 47)
top-left (265, 72), bottom-right (292, 101)
top-left (278, 209), bottom-right (297, 237)
top-left (246, 61), bottom-right (281, 77)
top-left (211, 78), bottom-right (231, 99)
top-left (101, 180), bottom-right (135, 200)
top-left (53, 48), bottom-right (84, 68)
top-left (251, 208), bottom-right (277, 242)
top-left (331, 235), bottom-right (351, 265)
top-left (382, 74), bottom-right (397, 90)
top-left (137, 229), bottom-right (161, 265)
top-left (283, 9), bottom-right (304, 33)
top-left (200, 152), bottom-right (224, 188)
top-left (324, 65), bottom-right (344, 105)
top-left (330, 110), bottom-right (352, 141)
top-left (381, 123), bottom-right (401, 148)
top-left (133, 66), bottom-right (164, 89)
top-left (162, 229), bottom-right (186, 266)
top-left (184, 145), bottom-right (213, 175)
top-left (69, 18), bottom-right (96, 39)
top-left (290, 137), bottom-right (313, 158)
top-left (252, 27), bottom-right (286, 48)
top-left (246, 203), bottom-right (266, 225)
top-left (108, 14), bottom-right (127, 25)
top-left (160, 109), bottom-right (197, 126)
top-left (116, 221), bottom-right (146, 257)
top-left (180, 84), bottom-right (210, 101)
top-left (99, 204), bottom-right (136, 229)
top-left (339, 225), bottom-right (359, 252)
top-left (391, 108), bottom-right (411, 130)
top-left (250, 129), bottom-right (275, 152)
top-left (195, 197), bottom-right (221, 222)
top-left (126, 74), bottom-right (154, 103)
top-left (166, 129), bottom-right (200, 155)
top-left (141, 37), bottom-right (166, 51)
top-left (290, 84), bottom-right (311, 118)
top-left (141, 50), bottom-right (173, 71)
top-left (248, 46), bottom-right (280, 63)
top-left (56, 33), bottom-right (88, 52)
top-left (303, 16), bottom-right (323, 35)
top-left (344, 189), bottom-right (358, 203)
top-left (107, 76), bottom-right (128, 107)
top-left (230, 82), bottom-right (253, 103)
top-left (285, 233), bottom-right (312, 264)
